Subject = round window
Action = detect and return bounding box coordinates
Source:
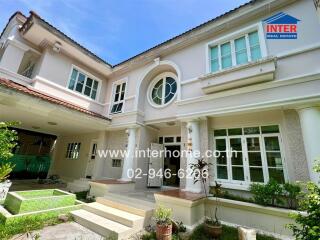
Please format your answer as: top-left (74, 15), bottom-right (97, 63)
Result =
top-left (149, 73), bottom-right (177, 107)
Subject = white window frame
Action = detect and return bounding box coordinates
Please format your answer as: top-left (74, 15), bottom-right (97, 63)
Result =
top-left (147, 72), bottom-right (178, 108)
top-left (66, 65), bottom-right (102, 101)
top-left (109, 78), bottom-right (128, 114)
top-left (212, 125), bottom-right (287, 190)
top-left (205, 23), bottom-right (267, 74)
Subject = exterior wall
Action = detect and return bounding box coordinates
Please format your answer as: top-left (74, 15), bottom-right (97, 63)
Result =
top-left (101, 130), bottom-right (127, 180)
top-left (208, 109), bottom-right (310, 184)
top-left (52, 132), bottom-right (99, 181)
top-left (281, 110), bottom-right (310, 182)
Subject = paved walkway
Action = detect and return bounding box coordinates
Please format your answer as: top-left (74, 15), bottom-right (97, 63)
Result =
top-left (11, 222), bottom-right (104, 240)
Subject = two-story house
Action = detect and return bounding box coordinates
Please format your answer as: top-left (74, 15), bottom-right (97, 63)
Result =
top-left (0, 0), bottom-right (319, 197)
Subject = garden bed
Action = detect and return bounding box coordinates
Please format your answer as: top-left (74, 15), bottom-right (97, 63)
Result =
top-left (4, 189), bottom-right (76, 214)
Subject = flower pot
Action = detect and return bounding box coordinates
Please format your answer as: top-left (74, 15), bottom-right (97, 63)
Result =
top-left (204, 223), bottom-right (223, 238)
top-left (0, 180), bottom-right (12, 201)
top-left (156, 223), bottom-right (172, 240)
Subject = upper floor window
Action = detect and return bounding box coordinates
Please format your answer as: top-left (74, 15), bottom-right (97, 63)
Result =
top-left (68, 68), bottom-right (99, 100)
top-left (148, 72), bottom-right (177, 108)
top-left (210, 30), bottom-right (262, 73)
top-left (110, 81), bottom-right (126, 114)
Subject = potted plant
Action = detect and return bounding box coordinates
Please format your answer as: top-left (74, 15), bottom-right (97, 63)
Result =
top-left (0, 122), bottom-right (18, 201)
top-left (190, 158), bottom-right (223, 238)
top-left (154, 205), bottom-right (173, 240)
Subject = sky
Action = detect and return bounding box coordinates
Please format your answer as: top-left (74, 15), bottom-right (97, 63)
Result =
top-left (0, 0), bottom-right (250, 65)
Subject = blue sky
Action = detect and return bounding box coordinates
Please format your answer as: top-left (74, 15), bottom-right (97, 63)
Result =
top-left (0, 0), bottom-right (249, 65)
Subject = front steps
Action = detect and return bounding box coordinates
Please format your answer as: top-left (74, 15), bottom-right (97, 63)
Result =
top-left (71, 193), bottom-right (155, 239)
top-left (67, 178), bottom-right (90, 193)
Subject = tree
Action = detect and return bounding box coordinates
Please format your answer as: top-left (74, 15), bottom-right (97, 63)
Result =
top-left (0, 122), bottom-right (18, 182)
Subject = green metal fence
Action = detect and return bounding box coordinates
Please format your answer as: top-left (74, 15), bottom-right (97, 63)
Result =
top-left (2, 154), bottom-right (51, 179)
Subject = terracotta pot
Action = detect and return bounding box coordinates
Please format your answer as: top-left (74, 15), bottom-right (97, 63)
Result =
top-left (204, 223), bottom-right (222, 238)
top-left (156, 223), bottom-right (172, 240)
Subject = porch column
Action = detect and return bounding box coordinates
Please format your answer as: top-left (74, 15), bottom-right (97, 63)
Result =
top-left (184, 120), bottom-right (202, 193)
top-left (121, 128), bottom-right (137, 181)
top-left (298, 107), bottom-right (320, 183)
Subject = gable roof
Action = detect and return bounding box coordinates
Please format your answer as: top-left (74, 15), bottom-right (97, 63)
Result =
top-left (16, 0), bottom-right (261, 68)
top-left (263, 12), bottom-right (300, 24)
top-left (0, 78), bottom-right (110, 121)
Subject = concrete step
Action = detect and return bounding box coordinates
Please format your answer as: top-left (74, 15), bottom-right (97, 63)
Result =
top-left (71, 209), bottom-right (133, 240)
top-left (83, 202), bottom-right (144, 229)
top-left (96, 194), bottom-right (154, 226)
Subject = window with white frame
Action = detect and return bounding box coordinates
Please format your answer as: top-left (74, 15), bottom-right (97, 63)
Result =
top-left (68, 68), bottom-right (99, 100)
top-left (210, 30), bottom-right (262, 73)
top-left (213, 125), bottom-right (286, 186)
top-left (110, 81), bottom-right (126, 114)
top-left (148, 72), bottom-right (177, 107)
top-left (65, 142), bottom-right (81, 159)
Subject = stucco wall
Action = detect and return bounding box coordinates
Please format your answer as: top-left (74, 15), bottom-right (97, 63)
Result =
top-left (101, 130), bottom-right (127, 179)
top-left (37, 49), bottom-right (108, 104)
top-left (52, 132), bottom-right (99, 181)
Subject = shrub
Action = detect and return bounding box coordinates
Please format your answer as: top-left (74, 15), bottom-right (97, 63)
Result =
top-left (288, 160), bottom-right (320, 240)
top-left (154, 206), bottom-right (172, 226)
top-left (250, 180), bottom-right (283, 206)
top-left (283, 182), bottom-right (301, 209)
top-left (0, 122), bottom-right (19, 183)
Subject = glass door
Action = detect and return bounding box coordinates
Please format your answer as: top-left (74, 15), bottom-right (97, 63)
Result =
top-left (245, 136), bottom-right (266, 183)
top-left (263, 135), bottom-right (285, 183)
top-left (229, 137), bottom-right (246, 183)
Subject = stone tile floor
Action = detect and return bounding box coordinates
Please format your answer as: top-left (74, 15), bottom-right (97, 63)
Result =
top-left (11, 222), bottom-right (104, 240)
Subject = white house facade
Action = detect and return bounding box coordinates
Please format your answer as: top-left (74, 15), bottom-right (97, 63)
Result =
top-left (0, 0), bottom-right (320, 198)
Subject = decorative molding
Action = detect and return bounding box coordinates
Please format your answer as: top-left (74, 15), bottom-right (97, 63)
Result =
top-left (33, 75), bottom-right (105, 106)
top-left (177, 72), bottom-right (320, 106)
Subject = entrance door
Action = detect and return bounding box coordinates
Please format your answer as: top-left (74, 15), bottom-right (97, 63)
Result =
top-left (147, 143), bottom-right (164, 187)
top-left (85, 141), bottom-right (97, 179)
top-left (163, 145), bottom-right (180, 187)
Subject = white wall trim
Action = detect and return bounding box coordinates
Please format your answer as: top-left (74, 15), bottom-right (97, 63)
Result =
top-left (276, 42), bottom-right (320, 59)
top-left (134, 60), bottom-right (182, 110)
top-left (33, 75), bottom-right (105, 106)
top-left (177, 72), bottom-right (320, 106)
top-left (177, 94), bottom-right (320, 120)
top-left (0, 67), bottom-right (32, 85)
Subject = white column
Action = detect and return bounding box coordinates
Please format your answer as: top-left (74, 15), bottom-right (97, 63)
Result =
top-left (184, 120), bottom-right (202, 193)
top-left (121, 128), bottom-right (137, 181)
top-left (298, 107), bottom-right (320, 183)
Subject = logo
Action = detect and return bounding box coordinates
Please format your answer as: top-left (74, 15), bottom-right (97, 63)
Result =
top-left (263, 12), bottom-right (300, 39)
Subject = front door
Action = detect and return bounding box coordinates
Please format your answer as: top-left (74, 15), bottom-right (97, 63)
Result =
top-left (85, 141), bottom-right (97, 178)
top-left (163, 145), bottom-right (180, 187)
top-left (147, 143), bottom-right (164, 187)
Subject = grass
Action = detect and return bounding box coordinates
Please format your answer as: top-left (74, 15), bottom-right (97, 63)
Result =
top-left (190, 225), bottom-right (279, 240)
top-left (0, 213), bottom-right (72, 240)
